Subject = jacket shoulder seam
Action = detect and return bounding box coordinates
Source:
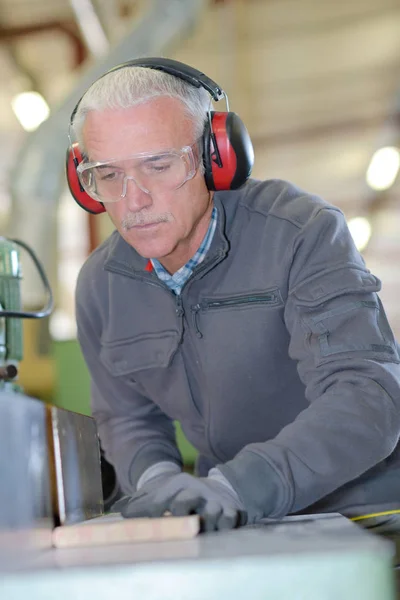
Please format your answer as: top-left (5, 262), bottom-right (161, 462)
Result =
top-left (238, 197), bottom-right (341, 230)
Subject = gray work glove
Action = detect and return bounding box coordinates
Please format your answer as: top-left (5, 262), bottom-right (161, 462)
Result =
top-left (120, 472), bottom-right (247, 531)
top-left (110, 465), bottom-right (179, 514)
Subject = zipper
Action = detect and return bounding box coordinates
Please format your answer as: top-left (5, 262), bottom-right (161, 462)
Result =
top-left (175, 295), bottom-right (184, 317)
top-left (202, 292), bottom-right (279, 310)
top-left (191, 304), bottom-right (202, 338)
top-left (190, 291), bottom-right (280, 338)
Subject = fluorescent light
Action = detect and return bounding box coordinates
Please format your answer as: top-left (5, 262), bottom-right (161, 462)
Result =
top-left (11, 91), bottom-right (50, 132)
top-left (348, 217), bottom-right (372, 252)
top-left (366, 146), bottom-right (400, 191)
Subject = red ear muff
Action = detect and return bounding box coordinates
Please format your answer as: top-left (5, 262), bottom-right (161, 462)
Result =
top-left (66, 143), bottom-right (106, 214)
top-left (203, 112), bottom-right (254, 191)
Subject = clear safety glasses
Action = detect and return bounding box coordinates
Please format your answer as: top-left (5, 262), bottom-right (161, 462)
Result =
top-left (76, 140), bottom-right (202, 203)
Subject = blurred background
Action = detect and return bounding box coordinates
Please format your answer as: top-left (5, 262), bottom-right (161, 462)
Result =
top-left (1, 0), bottom-right (400, 467)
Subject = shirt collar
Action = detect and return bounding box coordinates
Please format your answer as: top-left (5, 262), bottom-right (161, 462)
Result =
top-left (150, 205), bottom-right (218, 294)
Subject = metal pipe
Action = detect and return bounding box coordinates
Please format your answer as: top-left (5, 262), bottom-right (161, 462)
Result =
top-left (68, 0), bottom-right (109, 58)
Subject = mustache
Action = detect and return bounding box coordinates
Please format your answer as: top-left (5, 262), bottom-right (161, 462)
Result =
top-left (121, 212), bottom-right (172, 229)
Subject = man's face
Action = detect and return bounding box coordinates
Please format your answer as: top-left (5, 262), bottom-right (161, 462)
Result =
top-left (82, 97), bottom-right (212, 266)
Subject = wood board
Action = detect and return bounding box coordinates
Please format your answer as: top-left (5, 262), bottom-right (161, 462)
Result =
top-left (52, 513), bottom-right (200, 548)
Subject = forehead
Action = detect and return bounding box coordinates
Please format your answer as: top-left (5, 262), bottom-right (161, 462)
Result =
top-left (82, 96), bottom-right (196, 161)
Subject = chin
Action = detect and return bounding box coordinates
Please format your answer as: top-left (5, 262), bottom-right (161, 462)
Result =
top-left (123, 234), bottom-right (176, 260)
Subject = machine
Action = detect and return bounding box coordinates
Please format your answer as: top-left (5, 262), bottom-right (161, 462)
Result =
top-left (0, 236), bottom-right (53, 390)
top-left (0, 236), bottom-right (104, 540)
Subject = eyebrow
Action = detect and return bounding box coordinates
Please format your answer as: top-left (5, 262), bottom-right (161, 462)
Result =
top-left (94, 163), bottom-right (124, 170)
top-left (141, 154), bottom-right (173, 164)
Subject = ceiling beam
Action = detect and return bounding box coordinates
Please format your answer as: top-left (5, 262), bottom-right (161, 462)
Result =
top-left (0, 21), bottom-right (87, 67)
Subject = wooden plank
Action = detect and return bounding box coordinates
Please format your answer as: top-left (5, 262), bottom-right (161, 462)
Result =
top-left (52, 514), bottom-right (200, 549)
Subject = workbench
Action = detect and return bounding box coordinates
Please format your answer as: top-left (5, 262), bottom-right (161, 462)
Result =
top-left (0, 513), bottom-right (396, 600)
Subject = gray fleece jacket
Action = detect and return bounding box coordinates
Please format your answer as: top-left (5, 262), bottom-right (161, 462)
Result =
top-left (76, 178), bottom-right (400, 523)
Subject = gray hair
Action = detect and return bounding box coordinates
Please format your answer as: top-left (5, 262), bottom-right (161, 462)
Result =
top-left (72, 65), bottom-right (212, 146)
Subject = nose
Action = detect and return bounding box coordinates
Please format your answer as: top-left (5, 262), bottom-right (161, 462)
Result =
top-left (122, 176), bottom-right (152, 212)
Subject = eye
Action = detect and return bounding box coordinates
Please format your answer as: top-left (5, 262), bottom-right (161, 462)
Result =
top-left (95, 169), bottom-right (121, 182)
top-left (147, 162), bottom-right (171, 173)
top-left (101, 171), bottom-right (118, 181)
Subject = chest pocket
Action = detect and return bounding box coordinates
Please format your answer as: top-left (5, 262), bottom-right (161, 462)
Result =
top-left (100, 330), bottom-right (181, 376)
top-left (191, 289), bottom-right (283, 337)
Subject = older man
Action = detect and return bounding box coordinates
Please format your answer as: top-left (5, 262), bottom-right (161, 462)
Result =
top-left (68, 58), bottom-right (400, 531)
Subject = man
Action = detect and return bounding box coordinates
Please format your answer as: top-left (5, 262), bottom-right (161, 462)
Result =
top-left (71, 58), bottom-right (400, 532)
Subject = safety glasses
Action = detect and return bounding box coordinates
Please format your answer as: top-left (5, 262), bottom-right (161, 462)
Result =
top-left (76, 140), bottom-right (202, 203)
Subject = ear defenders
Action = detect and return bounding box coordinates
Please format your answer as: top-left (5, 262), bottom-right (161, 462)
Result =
top-left (66, 57), bottom-right (254, 214)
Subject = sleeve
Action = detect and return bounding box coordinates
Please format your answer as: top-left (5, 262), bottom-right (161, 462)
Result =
top-left (75, 279), bottom-right (183, 495)
top-left (218, 206), bottom-right (400, 522)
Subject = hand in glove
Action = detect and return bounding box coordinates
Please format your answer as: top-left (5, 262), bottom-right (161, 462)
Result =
top-left (119, 471), bottom-right (247, 531)
top-left (110, 462), bottom-right (180, 514)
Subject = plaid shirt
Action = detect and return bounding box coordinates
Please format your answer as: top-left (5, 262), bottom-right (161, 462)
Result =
top-left (151, 206), bottom-right (217, 295)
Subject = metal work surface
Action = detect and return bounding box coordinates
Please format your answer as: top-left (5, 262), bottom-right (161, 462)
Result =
top-left (0, 514), bottom-right (396, 600)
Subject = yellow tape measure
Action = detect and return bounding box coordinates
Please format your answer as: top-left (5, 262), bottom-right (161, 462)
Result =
top-left (351, 509), bottom-right (400, 522)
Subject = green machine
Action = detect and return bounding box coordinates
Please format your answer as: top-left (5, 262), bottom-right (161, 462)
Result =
top-left (0, 237), bottom-right (53, 390)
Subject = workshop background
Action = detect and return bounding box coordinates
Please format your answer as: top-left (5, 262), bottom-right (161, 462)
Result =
top-left (1, 0), bottom-right (400, 471)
